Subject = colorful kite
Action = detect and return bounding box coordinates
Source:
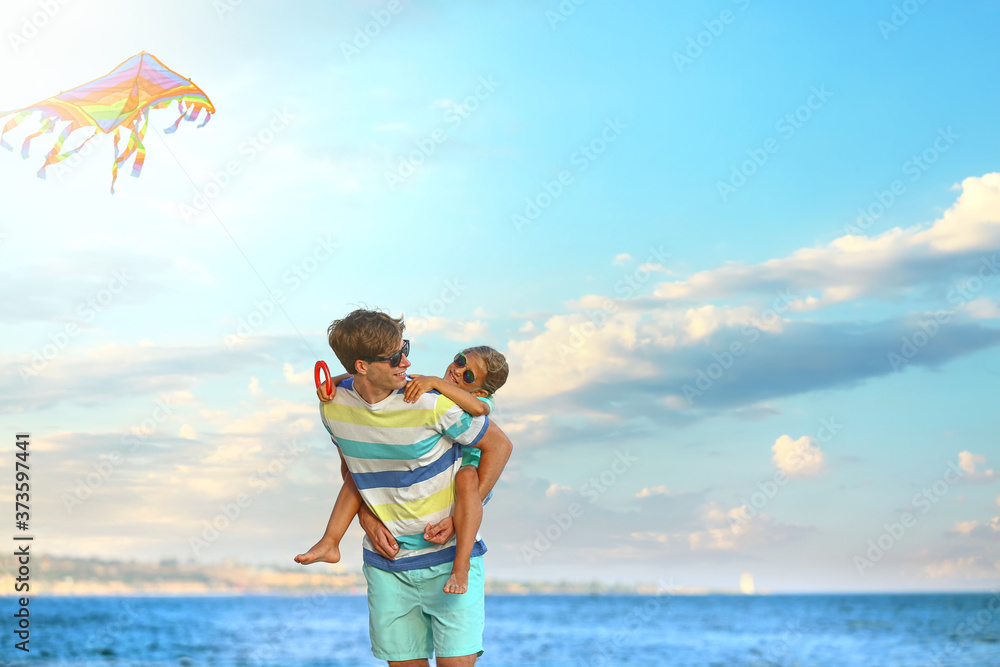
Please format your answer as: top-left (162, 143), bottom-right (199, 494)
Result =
top-left (0, 52), bottom-right (214, 193)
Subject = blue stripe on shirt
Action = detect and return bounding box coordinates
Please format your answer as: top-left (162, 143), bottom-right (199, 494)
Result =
top-left (351, 444), bottom-right (462, 491)
top-left (466, 416), bottom-right (489, 447)
top-left (363, 540), bottom-right (488, 571)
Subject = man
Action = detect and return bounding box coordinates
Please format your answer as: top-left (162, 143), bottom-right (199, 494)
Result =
top-left (309, 308), bottom-right (511, 666)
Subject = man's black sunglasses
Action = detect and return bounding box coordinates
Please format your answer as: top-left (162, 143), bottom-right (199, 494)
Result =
top-left (364, 340), bottom-right (410, 367)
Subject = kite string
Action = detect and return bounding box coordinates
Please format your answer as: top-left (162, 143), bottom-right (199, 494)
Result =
top-left (148, 126), bottom-right (319, 361)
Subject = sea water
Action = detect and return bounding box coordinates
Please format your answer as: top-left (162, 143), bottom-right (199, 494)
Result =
top-left (6, 593), bottom-right (999, 666)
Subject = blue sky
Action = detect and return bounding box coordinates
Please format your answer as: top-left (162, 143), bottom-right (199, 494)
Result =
top-left (1, 0), bottom-right (998, 592)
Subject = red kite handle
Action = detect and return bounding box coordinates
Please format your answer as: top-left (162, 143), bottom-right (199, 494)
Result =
top-left (314, 360), bottom-right (332, 395)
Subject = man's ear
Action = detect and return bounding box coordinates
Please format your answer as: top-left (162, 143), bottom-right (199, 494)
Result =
top-left (354, 359), bottom-right (367, 375)
top-left (471, 388), bottom-right (489, 398)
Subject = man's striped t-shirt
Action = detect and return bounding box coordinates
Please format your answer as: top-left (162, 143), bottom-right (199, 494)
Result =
top-left (319, 377), bottom-right (489, 571)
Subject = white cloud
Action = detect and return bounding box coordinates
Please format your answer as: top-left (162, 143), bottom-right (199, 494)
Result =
top-left (772, 435), bottom-right (826, 477)
top-left (613, 253), bottom-right (632, 266)
top-left (630, 531), bottom-right (668, 543)
top-left (405, 316), bottom-right (490, 342)
top-left (282, 362), bottom-right (311, 386)
top-left (492, 172), bottom-right (1000, 415)
top-left (662, 395), bottom-right (689, 410)
top-left (545, 483), bottom-right (572, 497)
top-left (638, 263), bottom-right (670, 274)
top-left (686, 502), bottom-right (799, 551)
top-left (179, 424), bottom-right (197, 440)
top-left (653, 173), bottom-right (1000, 305)
top-left (954, 520), bottom-right (979, 535)
top-left (635, 485), bottom-right (670, 498)
top-left (922, 557), bottom-right (1000, 579)
top-left (950, 517), bottom-right (1000, 538)
top-left (958, 451), bottom-right (995, 481)
top-left (965, 298), bottom-right (1000, 319)
top-left (688, 504), bottom-right (752, 551)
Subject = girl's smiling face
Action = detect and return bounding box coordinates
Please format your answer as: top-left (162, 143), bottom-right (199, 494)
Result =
top-left (443, 352), bottom-right (488, 395)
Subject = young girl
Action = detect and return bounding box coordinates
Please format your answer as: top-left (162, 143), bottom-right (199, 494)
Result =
top-left (295, 345), bottom-right (509, 596)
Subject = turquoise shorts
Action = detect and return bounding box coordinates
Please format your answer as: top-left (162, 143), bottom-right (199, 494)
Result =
top-left (461, 446), bottom-right (481, 468)
top-left (363, 556), bottom-right (485, 661)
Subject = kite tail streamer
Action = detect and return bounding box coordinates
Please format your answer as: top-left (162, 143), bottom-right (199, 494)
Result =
top-left (111, 127), bottom-right (123, 194)
top-left (21, 118), bottom-right (55, 158)
top-left (36, 125), bottom-right (98, 179)
top-left (130, 111), bottom-right (149, 178)
top-left (198, 112), bottom-right (212, 129)
top-left (37, 123), bottom-right (75, 179)
top-left (164, 100), bottom-right (188, 135)
top-left (1, 111), bottom-right (32, 152)
top-left (110, 113), bottom-right (148, 192)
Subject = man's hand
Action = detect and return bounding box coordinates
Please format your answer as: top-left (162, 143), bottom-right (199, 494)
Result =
top-left (359, 504), bottom-right (398, 559)
top-left (424, 516), bottom-right (455, 545)
top-left (317, 384), bottom-right (336, 402)
top-left (403, 374), bottom-right (440, 403)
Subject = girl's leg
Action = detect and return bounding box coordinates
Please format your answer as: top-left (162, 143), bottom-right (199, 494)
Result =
top-left (294, 472), bottom-right (362, 565)
top-left (444, 465), bottom-right (482, 594)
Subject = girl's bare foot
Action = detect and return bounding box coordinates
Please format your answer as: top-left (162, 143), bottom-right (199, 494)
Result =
top-left (294, 539), bottom-right (341, 565)
top-left (443, 566), bottom-right (469, 594)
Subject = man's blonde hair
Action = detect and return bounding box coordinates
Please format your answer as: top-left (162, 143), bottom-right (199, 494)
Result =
top-left (462, 345), bottom-right (508, 396)
top-left (328, 308), bottom-right (405, 373)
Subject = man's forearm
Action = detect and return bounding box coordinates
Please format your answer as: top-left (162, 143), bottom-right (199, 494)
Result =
top-left (474, 420), bottom-right (512, 501)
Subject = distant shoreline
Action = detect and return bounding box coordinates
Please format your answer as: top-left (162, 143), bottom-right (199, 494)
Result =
top-left (5, 556), bottom-right (996, 597)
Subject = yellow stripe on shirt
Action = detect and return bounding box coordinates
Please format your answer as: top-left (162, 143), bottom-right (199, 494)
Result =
top-left (321, 401), bottom-right (440, 429)
top-left (369, 484), bottom-right (456, 523)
